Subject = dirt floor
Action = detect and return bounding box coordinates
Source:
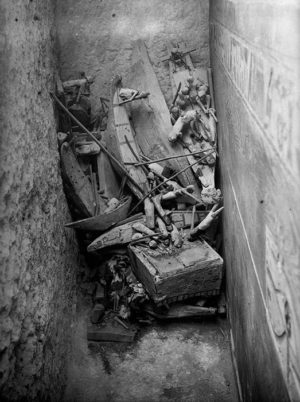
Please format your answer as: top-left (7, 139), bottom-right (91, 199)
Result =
top-left (64, 303), bottom-right (239, 402)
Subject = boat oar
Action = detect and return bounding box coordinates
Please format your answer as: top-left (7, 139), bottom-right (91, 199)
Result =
top-left (50, 92), bottom-right (145, 196)
top-left (128, 149), bottom-right (215, 216)
top-left (125, 147), bottom-right (216, 167)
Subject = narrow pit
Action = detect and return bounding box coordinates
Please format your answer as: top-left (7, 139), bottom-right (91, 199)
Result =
top-left (1, 1), bottom-right (299, 402)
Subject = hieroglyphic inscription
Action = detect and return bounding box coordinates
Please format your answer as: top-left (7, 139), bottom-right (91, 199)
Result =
top-left (265, 225), bottom-right (300, 398)
top-left (210, 21), bottom-right (299, 178)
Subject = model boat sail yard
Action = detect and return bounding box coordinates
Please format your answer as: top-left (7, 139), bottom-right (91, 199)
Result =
top-left (52, 41), bottom-right (225, 342)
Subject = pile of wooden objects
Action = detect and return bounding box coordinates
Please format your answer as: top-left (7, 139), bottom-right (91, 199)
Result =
top-left (52, 41), bottom-right (226, 343)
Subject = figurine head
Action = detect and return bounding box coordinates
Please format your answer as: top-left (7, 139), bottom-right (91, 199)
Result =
top-left (171, 106), bottom-right (179, 114)
top-left (181, 88), bottom-right (189, 95)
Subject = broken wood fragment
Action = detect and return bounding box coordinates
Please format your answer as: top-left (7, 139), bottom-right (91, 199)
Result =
top-left (132, 222), bottom-right (156, 236)
top-left (188, 204), bottom-right (224, 240)
top-left (145, 304), bottom-right (217, 320)
top-left (87, 322), bottom-right (136, 342)
top-left (114, 316), bottom-right (129, 329)
top-left (62, 76), bottom-right (94, 89)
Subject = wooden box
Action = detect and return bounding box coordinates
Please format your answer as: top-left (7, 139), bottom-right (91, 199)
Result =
top-left (128, 239), bottom-right (223, 304)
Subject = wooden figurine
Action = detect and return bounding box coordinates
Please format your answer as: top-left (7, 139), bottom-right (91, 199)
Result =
top-left (118, 87), bottom-right (150, 105)
top-left (188, 204), bottom-right (224, 241)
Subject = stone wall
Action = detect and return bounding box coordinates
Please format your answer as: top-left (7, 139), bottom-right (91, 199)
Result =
top-left (210, 1), bottom-right (300, 401)
top-left (56, 0), bottom-right (209, 108)
top-left (0, 1), bottom-right (79, 400)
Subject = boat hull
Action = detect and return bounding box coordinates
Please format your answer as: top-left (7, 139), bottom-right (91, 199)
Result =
top-left (60, 142), bottom-right (95, 218)
top-left (87, 210), bottom-right (208, 252)
top-left (127, 40), bottom-right (201, 197)
top-left (65, 195), bottom-right (132, 231)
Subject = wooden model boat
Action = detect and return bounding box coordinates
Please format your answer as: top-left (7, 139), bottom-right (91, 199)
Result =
top-left (64, 195), bottom-right (132, 231)
top-left (126, 40), bottom-right (202, 198)
top-left (87, 210), bottom-right (208, 252)
top-left (60, 142), bottom-right (95, 218)
top-left (64, 137), bottom-right (133, 232)
top-left (106, 75), bottom-right (149, 200)
top-left (166, 44), bottom-right (217, 189)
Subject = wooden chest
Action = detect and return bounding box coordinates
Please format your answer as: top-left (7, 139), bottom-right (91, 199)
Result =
top-left (128, 239), bottom-right (223, 304)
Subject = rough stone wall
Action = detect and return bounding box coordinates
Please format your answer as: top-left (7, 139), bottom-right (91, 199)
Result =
top-left (210, 1), bottom-right (300, 401)
top-left (0, 1), bottom-right (80, 400)
top-left (56, 0), bottom-right (209, 109)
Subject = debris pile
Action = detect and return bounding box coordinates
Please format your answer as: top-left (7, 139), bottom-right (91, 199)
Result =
top-left (52, 43), bottom-right (226, 343)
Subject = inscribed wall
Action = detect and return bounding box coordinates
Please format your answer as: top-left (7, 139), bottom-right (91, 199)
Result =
top-left (210, 1), bottom-right (300, 401)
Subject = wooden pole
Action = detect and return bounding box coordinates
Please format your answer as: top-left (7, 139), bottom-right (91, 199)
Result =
top-left (207, 68), bottom-right (215, 110)
top-left (128, 149), bottom-right (215, 215)
top-left (124, 147), bottom-right (216, 167)
top-left (171, 82), bottom-right (182, 107)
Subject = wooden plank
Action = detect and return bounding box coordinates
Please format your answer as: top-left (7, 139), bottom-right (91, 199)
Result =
top-left (128, 238), bottom-right (223, 303)
top-left (145, 304), bottom-right (217, 319)
top-left (87, 322), bottom-right (136, 342)
top-left (64, 195), bottom-right (132, 231)
top-left (87, 210), bottom-right (208, 252)
top-left (60, 142), bottom-right (95, 217)
top-left (127, 40), bottom-right (201, 197)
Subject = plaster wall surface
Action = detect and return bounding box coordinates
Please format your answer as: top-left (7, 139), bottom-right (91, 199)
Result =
top-left (210, 1), bottom-right (300, 401)
top-left (0, 1), bottom-right (80, 400)
top-left (56, 0), bottom-right (209, 108)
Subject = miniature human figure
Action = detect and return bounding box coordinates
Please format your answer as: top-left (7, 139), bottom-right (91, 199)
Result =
top-left (170, 47), bottom-right (190, 71)
top-left (119, 87), bottom-right (139, 102)
top-left (187, 77), bottom-right (199, 104)
top-left (189, 111), bottom-right (202, 140)
top-left (197, 82), bottom-right (209, 102)
top-left (118, 87), bottom-right (150, 105)
top-left (171, 47), bottom-right (183, 64)
top-left (170, 105), bottom-right (180, 125)
top-left (176, 92), bottom-right (187, 110)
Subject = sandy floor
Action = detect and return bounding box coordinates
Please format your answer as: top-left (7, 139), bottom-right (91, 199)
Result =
top-left (64, 305), bottom-right (238, 402)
